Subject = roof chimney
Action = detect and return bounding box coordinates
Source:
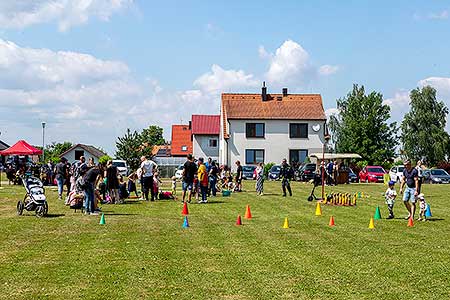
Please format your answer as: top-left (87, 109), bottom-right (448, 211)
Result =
top-left (282, 87), bottom-right (288, 97)
top-left (262, 81), bottom-right (267, 101)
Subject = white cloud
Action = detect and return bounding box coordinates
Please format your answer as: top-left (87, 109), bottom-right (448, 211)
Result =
top-left (419, 77), bottom-right (450, 94)
top-left (325, 108), bottom-right (340, 118)
top-left (258, 45), bottom-right (270, 59)
top-left (0, 0), bottom-right (133, 31)
top-left (383, 90), bottom-right (410, 107)
top-left (193, 64), bottom-right (259, 94)
top-left (414, 10), bottom-right (449, 21)
top-left (318, 64), bottom-right (339, 76)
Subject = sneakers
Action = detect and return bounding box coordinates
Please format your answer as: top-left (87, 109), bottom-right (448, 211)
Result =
top-left (90, 211), bottom-right (99, 216)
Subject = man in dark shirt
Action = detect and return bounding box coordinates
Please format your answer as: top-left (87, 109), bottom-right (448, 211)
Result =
top-left (83, 165), bottom-right (103, 215)
top-left (55, 158), bottom-right (67, 200)
top-left (399, 160), bottom-right (419, 220)
top-left (280, 158), bottom-right (293, 196)
top-left (235, 160), bottom-right (243, 192)
top-left (181, 154), bottom-right (197, 203)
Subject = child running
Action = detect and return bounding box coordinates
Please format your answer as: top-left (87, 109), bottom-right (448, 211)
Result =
top-left (417, 193), bottom-right (427, 221)
top-left (385, 180), bottom-right (397, 219)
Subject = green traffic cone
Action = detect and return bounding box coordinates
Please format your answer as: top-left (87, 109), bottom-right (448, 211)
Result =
top-left (99, 213), bottom-right (106, 225)
top-left (374, 206), bottom-right (382, 220)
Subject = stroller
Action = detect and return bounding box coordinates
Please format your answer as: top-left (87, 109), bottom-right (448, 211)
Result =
top-left (17, 176), bottom-right (48, 217)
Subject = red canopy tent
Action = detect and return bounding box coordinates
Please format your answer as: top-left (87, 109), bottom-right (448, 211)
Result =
top-left (0, 140), bottom-right (43, 156)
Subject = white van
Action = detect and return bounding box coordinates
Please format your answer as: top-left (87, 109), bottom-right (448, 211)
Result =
top-left (112, 160), bottom-right (129, 176)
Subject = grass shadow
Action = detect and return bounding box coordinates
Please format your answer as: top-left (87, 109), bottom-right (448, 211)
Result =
top-left (45, 213), bottom-right (65, 218)
top-left (426, 218), bottom-right (444, 222)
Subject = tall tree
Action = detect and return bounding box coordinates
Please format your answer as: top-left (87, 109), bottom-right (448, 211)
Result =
top-left (141, 125), bottom-right (165, 146)
top-left (115, 129), bottom-right (145, 171)
top-left (329, 84), bottom-right (397, 165)
top-left (45, 142), bottom-right (73, 163)
top-left (401, 86), bottom-right (449, 165)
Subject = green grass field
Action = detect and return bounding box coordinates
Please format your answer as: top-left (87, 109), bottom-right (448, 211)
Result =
top-left (0, 179), bottom-right (449, 300)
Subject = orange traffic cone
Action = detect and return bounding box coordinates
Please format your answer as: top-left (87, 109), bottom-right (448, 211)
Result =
top-left (182, 202), bottom-right (189, 215)
top-left (236, 215), bottom-right (242, 226)
top-left (407, 217), bottom-right (414, 227)
top-left (329, 216), bottom-right (335, 227)
top-left (244, 205), bottom-right (252, 219)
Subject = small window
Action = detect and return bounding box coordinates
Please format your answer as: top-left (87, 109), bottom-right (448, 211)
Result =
top-left (181, 146), bottom-right (188, 151)
top-left (245, 149), bottom-right (264, 164)
top-left (246, 123), bottom-right (265, 138)
top-left (75, 150), bottom-right (84, 160)
top-left (209, 139), bottom-right (218, 148)
top-left (289, 149), bottom-right (308, 164)
top-left (290, 123), bottom-right (308, 138)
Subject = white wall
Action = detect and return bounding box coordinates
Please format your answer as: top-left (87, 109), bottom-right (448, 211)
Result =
top-left (225, 119), bottom-right (326, 167)
top-left (193, 134), bottom-right (219, 161)
top-left (61, 147), bottom-right (101, 164)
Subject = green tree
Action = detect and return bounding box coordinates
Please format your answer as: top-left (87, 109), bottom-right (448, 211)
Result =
top-left (401, 86), bottom-right (449, 166)
top-left (98, 155), bottom-right (113, 166)
top-left (45, 142), bottom-right (73, 163)
top-left (115, 129), bottom-right (144, 171)
top-left (141, 125), bottom-right (165, 146)
top-left (329, 84), bottom-right (397, 166)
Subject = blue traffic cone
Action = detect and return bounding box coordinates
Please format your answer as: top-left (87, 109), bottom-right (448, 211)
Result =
top-left (425, 204), bottom-right (432, 218)
top-left (182, 216), bottom-right (190, 228)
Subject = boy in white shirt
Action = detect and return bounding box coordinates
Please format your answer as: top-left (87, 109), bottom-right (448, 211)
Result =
top-left (385, 180), bottom-right (397, 219)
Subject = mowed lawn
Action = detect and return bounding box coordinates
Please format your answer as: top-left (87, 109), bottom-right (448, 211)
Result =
top-left (0, 178), bottom-right (450, 300)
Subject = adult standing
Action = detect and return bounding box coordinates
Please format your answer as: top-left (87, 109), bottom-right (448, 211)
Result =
top-left (88, 157), bottom-right (95, 167)
top-left (399, 160), bottom-right (419, 220)
top-left (280, 158), bottom-right (293, 197)
top-left (54, 158), bottom-right (67, 200)
top-left (415, 160), bottom-right (423, 193)
top-left (75, 156), bottom-right (88, 180)
top-left (106, 160), bottom-right (120, 203)
top-left (197, 157), bottom-right (208, 203)
top-left (181, 154), bottom-right (197, 203)
top-left (65, 159), bottom-right (72, 196)
top-left (235, 160), bottom-right (243, 192)
top-left (46, 160), bottom-right (54, 185)
top-left (140, 156), bottom-right (157, 201)
top-left (82, 165), bottom-right (103, 215)
top-left (326, 160), bottom-right (334, 185)
top-left (255, 162), bottom-right (264, 196)
top-left (209, 161), bottom-right (219, 197)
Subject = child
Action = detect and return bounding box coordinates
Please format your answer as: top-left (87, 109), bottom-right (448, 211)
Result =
top-left (385, 180), bottom-right (397, 219)
top-left (153, 172), bottom-right (162, 200)
top-left (118, 175), bottom-right (128, 203)
top-left (171, 176), bottom-right (177, 196)
top-left (417, 193), bottom-right (427, 221)
top-left (127, 172), bottom-right (139, 198)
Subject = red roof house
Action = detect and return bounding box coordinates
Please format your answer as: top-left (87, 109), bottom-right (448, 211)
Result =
top-left (171, 125), bottom-right (192, 156)
top-left (191, 115), bottom-right (220, 161)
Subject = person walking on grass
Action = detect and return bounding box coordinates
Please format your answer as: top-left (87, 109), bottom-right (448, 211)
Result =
top-left (399, 160), bottom-right (419, 220)
top-left (280, 158), bottom-right (293, 197)
top-left (255, 162), bottom-right (264, 196)
top-left (197, 157), bottom-right (208, 203)
top-left (235, 160), bottom-right (243, 192)
top-left (181, 154), bottom-right (197, 203)
top-left (55, 158), bottom-right (67, 200)
top-left (82, 165), bottom-right (103, 215)
top-left (140, 156), bottom-right (157, 201)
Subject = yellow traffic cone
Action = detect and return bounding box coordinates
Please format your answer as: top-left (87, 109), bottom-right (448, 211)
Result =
top-left (283, 217), bottom-right (289, 228)
top-left (368, 217), bottom-right (375, 229)
top-left (315, 202), bottom-right (322, 216)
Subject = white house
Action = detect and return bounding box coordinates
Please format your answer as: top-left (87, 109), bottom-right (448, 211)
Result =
top-left (220, 85), bottom-right (327, 166)
top-left (60, 144), bottom-right (107, 164)
top-left (191, 114), bottom-right (220, 161)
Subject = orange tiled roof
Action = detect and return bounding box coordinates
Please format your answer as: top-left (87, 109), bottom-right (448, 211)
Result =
top-left (171, 125), bottom-right (192, 156)
top-left (221, 93), bottom-right (326, 138)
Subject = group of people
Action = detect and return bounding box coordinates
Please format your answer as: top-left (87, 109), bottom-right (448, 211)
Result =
top-left (384, 159), bottom-right (428, 221)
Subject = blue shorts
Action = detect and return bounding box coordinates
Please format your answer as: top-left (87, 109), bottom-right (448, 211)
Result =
top-left (403, 186), bottom-right (417, 203)
top-left (182, 181), bottom-right (193, 192)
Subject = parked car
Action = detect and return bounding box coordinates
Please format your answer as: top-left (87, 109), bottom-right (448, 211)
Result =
top-left (422, 169), bottom-right (450, 184)
top-left (112, 160), bottom-right (129, 176)
top-left (358, 166), bottom-right (386, 183)
top-left (174, 164), bottom-right (184, 179)
top-left (242, 165), bottom-right (256, 180)
top-left (348, 167), bottom-right (358, 183)
top-left (389, 165), bottom-right (405, 182)
top-left (298, 163), bottom-right (316, 181)
top-left (268, 165), bottom-right (281, 180)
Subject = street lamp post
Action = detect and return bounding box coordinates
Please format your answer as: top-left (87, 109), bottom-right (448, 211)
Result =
top-left (42, 122), bottom-right (46, 162)
top-left (321, 134), bottom-right (331, 200)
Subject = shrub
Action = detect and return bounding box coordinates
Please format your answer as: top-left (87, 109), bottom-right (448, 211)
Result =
top-left (264, 162), bottom-right (275, 179)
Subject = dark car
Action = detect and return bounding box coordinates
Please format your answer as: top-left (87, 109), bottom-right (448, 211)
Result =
top-left (423, 169), bottom-right (450, 184)
top-left (242, 165), bottom-right (256, 180)
top-left (348, 168), bottom-right (358, 183)
top-left (268, 165), bottom-right (281, 180)
top-left (299, 163), bottom-right (316, 181)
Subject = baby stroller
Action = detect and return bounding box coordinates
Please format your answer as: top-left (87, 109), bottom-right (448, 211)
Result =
top-left (17, 176), bottom-right (48, 217)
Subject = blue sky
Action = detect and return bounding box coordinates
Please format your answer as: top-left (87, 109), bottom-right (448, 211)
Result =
top-left (1, 0), bottom-right (450, 154)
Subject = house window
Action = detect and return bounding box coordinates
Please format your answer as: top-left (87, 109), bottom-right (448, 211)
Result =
top-left (290, 123), bottom-right (308, 138)
top-left (289, 149), bottom-right (308, 164)
top-left (75, 150), bottom-right (84, 160)
top-left (209, 139), bottom-right (218, 148)
top-left (245, 149), bottom-right (264, 164)
top-left (246, 123), bottom-right (265, 138)
top-left (181, 146), bottom-right (188, 151)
